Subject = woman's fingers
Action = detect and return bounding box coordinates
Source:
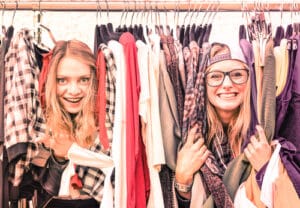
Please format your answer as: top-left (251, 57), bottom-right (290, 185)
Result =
top-left (185, 126), bottom-right (198, 147)
top-left (255, 125), bottom-right (268, 143)
top-left (245, 125), bottom-right (272, 171)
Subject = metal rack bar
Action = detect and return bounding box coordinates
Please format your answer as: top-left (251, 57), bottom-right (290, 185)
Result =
top-left (0, 0), bottom-right (299, 12)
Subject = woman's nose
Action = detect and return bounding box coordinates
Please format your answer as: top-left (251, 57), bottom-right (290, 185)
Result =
top-left (222, 74), bottom-right (233, 87)
top-left (68, 82), bottom-right (81, 94)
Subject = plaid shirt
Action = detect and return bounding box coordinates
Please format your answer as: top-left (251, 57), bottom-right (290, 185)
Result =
top-left (4, 28), bottom-right (46, 186)
top-left (77, 134), bottom-right (108, 202)
top-left (99, 43), bottom-right (116, 148)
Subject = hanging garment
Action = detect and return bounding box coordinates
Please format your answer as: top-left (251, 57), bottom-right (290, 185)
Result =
top-left (260, 142), bottom-right (281, 208)
top-left (38, 50), bottom-right (52, 111)
top-left (160, 34), bottom-right (185, 129)
top-left (136, 39), bottom-right (165, 208)
top-left (258, 39), bottom-right (276, 142)
top-left (274, 39), bottom-right (289, 96)
top-left (96, 49), bottom-right (110, 150)
top-left (119, 32), bottom-right (150, 208)
top-left (239, 38), bottom-right (259, 148)
top-left (158, 49), bottom-right (180, 208)
top-left (275, 36), bottom-right (300, 197)
top-left (0, 25), bottom-right (14, 208)
top-left (108, 39), bottom-right (127, 208)
top-left (273, 152), bottom-right (300, 208)
top-left (174, 36), bottom-right (186, 90)
top-left (58, 142), bottom-right (113, 199)
top-left (98, 43), bottom-right (116, 149)
top-left (4, 28), bottom-right (46, 186)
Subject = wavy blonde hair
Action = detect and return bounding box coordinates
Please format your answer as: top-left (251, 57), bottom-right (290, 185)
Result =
top-left (205, 43), bottom-right (251, 156)
top-left (44, 40), bottom-right (97, 147)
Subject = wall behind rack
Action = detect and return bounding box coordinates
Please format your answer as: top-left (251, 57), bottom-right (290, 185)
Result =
top-left (1, 8), bottom-right (297, 50)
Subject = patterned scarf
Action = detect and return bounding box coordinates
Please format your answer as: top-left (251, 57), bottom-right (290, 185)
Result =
top-left (182, 42), bottom-right (234, 208)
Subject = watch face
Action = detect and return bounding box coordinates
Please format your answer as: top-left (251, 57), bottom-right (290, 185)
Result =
top-left (175, 180), bottom-right (192, 193)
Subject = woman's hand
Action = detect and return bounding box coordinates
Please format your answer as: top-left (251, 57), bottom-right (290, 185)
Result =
top-left (37, 132), bottom-right (74, 160)
top-left (175, 127), bottom-right (210, 195)
top-left (244, 125), bottom-right (272, 171)
top-left (50, 132), bottom-right (74, 159)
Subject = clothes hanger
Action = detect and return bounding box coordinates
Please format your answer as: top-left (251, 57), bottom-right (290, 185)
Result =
top-left (197, 2), bottom-right (212, 47)
top-left (203, 1), bottom-right (219, 43)
top-left (105, 0), bottom-right (112, 33)
top-left (129, 0), bottom-right (141, 40)
top-left (239, 1), bottom-right (248, 40)
top-left (188, 3), bottom-right (198, 42)
top-left (141, 1), bottom-right (149, 44)
top-left (10, 0), bottom-right (17, 26)
top-left (1, 1), bottom-right (6, 41)
top-left (154, 4), bottom-right (163, 35)
top-left (1, 1), bottom-right (5, 27)
top-left (95, 0), bottom-right (105, 47)
top-left (194, 3), bottom-right (204, 43)
top-left (163, 4), bottom-right (171, 36)
top-left (171, 0), bottom-right (179, 40)
top-left (182, 0), bottom-right (191, 27)
top-left (33, 1), bottom-right (53, 51)
top-left (134, 4), bottom-right (145, 43)
top-left (104, 0), bottom-right (121, 41)
top-left (116, 0), bottom-right (126, 32)
top-left (182, 1), bottom-right (192, 47)
top-left (38, 24), bottom-right (56, 45)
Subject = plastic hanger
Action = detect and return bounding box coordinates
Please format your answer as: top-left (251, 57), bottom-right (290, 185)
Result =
top-left (141, 1), bottom-right (149, 45)
top-left (1, 1), bottom-right (6, 41)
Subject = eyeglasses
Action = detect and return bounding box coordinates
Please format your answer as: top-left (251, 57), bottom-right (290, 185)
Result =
top-left (205, 69), bottom-right (249, 87)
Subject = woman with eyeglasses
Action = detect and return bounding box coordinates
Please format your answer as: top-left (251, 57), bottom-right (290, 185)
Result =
top-left (174, 42), bottom-right (274, 207)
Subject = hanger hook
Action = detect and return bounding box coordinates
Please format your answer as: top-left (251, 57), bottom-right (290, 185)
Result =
top-left (210, 0), bottom-right (220, 24)
top-left (105, 0), bottom-right (109, 22)
top-left (206, 1), bottom-right (217, 24)
top-left (124, 0), bottom-right (129, 26)
top-left (164, 2), bottom-right (167, 27)
top-left (119, 0), bottom-right (126, 25)
top-left (96, 0), bottom-right (101, 25)
top-left (130, 0), bottom-right (136, 25)
top-left (11, 0), bottom-right (18, 25)
top-left (188, 2), bottom-right (197, 25)
top-left (1, 1), bottom-right (5, 27)
top-left (183, 0), bottom-right (191, 25)
top-left (39, 0), bottom-right (41, 13)
top-left (155, 3), bottom-right (159, 26)
top-left (140, 0), bottom-right (147, 25)
top-left (280, 0), bottom-right (283, 25)
top-left (201, 1), bottom-right (212, 25)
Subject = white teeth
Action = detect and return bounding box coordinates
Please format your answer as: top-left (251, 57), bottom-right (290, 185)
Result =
top-left (65, 98), bottom-right (81, 103)
top-left (219, 93), bottom-right (236, 98)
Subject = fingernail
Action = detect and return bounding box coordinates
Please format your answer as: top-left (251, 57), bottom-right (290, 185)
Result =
top-left (256, 125), bottom-right (262, 131)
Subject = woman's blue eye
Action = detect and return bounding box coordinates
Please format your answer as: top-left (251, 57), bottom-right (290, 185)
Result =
top-left (56, 78), bottom-right (66, 84)
top-left (210, 73), bottom-right (223, 80)
top-left (80, 77), bottom-right (90, 84)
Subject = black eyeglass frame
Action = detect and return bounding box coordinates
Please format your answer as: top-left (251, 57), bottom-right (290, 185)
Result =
top-left (205, 68), bottom-right (249, 87)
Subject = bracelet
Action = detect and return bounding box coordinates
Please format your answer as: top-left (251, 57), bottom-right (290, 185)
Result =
top-left (50, 149), bottom-right (68, 165)
top-left (174, 180), bottom-right (193, 193)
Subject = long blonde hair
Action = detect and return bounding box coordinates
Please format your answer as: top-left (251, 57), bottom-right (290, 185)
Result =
top-left (205, 43), bottom-right (251, 156)
top-left (44, 40), bottom-right (97, 147)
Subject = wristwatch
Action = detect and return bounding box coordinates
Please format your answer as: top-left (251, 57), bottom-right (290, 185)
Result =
top-left (174, 180), bottom-right (193, 193)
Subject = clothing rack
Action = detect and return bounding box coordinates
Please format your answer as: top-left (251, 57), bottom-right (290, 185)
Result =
top-left (1, 0), bottom-right (299, 12)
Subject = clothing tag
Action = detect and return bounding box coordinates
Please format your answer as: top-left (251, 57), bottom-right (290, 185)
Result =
top-left (293, 39), bottom-right (298, 50)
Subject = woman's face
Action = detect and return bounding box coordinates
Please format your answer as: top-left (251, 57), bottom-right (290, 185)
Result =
top-left (56, 56), bottom-right (92, 114)
top-left (206, 60), bottom-right (248, 122)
